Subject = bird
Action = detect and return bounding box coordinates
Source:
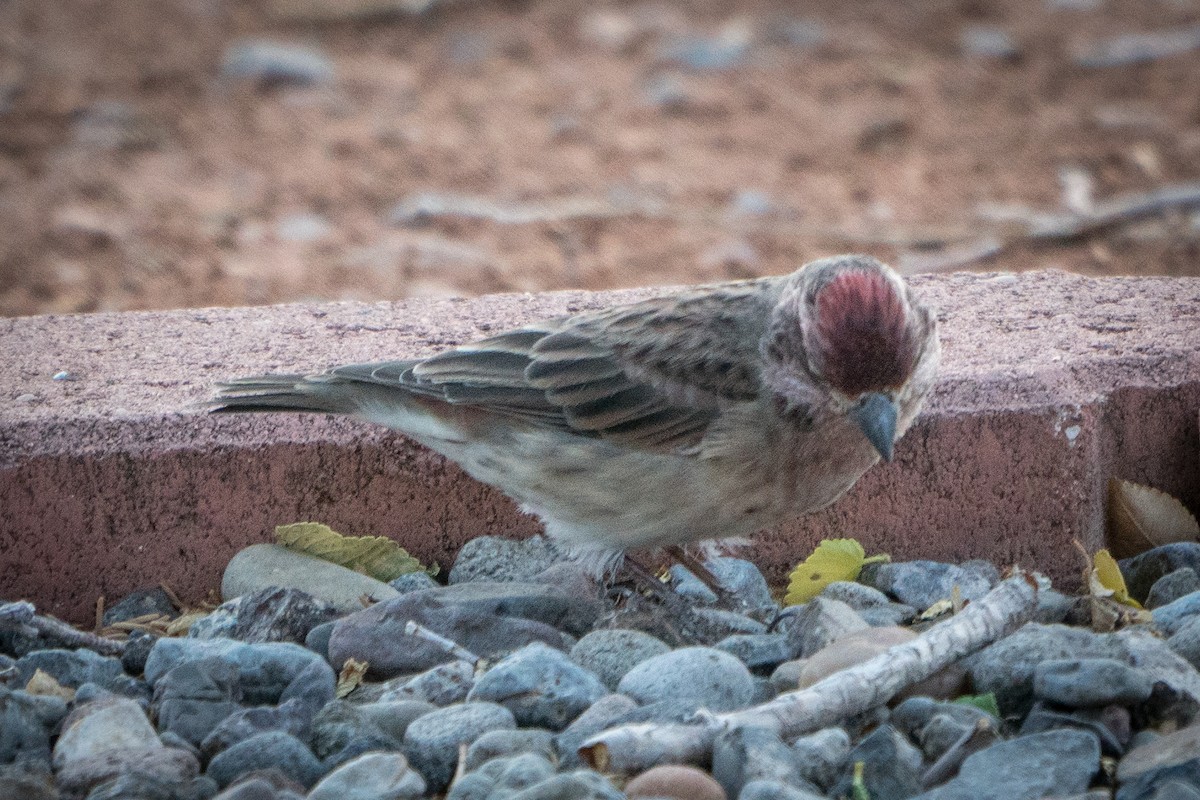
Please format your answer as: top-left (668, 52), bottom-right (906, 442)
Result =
top-left (213, 254), bottom-right (940, 578)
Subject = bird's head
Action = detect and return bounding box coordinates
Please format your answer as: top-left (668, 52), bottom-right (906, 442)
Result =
top-left (763, 255), bottom-right (936, 461)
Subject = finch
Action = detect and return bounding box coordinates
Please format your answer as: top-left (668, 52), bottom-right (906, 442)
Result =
top-left (213, 254), bottom-right (940, 574)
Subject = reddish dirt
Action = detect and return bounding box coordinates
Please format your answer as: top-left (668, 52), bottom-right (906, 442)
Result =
top-left (2, 0), bottom-right (1198, 317)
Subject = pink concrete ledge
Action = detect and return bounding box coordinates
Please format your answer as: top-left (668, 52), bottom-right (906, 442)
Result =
top-left (3, 270), bottom-right (1199, 624)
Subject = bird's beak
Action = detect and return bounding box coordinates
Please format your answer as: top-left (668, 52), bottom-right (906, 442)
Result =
top-left (850, 392), bottom-right (898, 462)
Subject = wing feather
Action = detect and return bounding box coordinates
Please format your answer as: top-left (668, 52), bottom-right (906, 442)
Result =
top-left (317, 276), bottom-right (786, 451)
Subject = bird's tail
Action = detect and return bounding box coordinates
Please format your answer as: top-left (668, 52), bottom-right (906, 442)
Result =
top-left (211, 374), bottom-right (361, 416)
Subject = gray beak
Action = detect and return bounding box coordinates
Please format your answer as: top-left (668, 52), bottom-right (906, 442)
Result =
top-left (850, 392), bottom-right (898, 462)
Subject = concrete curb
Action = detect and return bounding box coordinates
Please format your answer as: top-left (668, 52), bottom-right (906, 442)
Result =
top-left (3, 270), bottom-right (1199, 622)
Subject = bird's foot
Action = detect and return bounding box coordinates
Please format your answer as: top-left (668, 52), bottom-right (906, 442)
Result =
top-left (664, 545), bottom-right (738, 607)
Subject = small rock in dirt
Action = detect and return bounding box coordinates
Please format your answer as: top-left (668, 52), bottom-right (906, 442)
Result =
top-left (221, 39), bottom-right (335, 88)
top-left (960, 26), bottom-right (1021, 59)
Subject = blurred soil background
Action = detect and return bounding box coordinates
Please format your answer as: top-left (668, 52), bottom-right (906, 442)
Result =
top-left (1, 0), bottom-right (1199, 317)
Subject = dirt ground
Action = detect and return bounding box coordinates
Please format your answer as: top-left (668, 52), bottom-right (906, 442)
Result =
top-left (1, 0), bottom-right (1198, 318)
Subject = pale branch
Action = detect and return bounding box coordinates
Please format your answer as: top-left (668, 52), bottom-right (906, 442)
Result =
top-left (404, 620), bottom-right (481, 666)
top-left (580, 573), bottom-right (1038, 774)
top-left (0, 600), bottom-right (128, 657)
top-left (1020, 181), bottom-right (1200, 241)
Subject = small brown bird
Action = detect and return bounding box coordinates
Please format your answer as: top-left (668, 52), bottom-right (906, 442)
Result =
top-left (214, 254), bottom-right (939, 575)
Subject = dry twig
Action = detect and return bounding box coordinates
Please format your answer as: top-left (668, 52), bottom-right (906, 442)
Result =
top-left (580, 572), bottom-right (1038, 774)
top-left (0, 601), bottom-right (127, 657)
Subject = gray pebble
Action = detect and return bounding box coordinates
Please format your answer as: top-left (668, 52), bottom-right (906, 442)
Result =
top-left (307, 752), bottom-right (426, 800)
top-left (467, 642), bottom-right (606, 729)
top-left (641, 72), bottom-right (694, 113)
top-left (222, 544), bottom-right (399, 613)
top-left (450, 752), bottom-right (556, 799)
top-left (831, 724), bottom-right (922, 800)
top-left (504, 769), bottom-right (625, 799)
top-left (554, 693), bottom-right (639, 768)
top-left (713, 725), bottom-right (818, 798)
top-left (738, 780), bottom-right (828, 800)
top-left (449, 535), bottom-right (566, 584)
top-left (687, 607), bottom-right (769, 641)
top-left (276, 213), bottom-right (332, 244)
top-left (221, 39), bottom-right (334, 88)
top-left (716, 633), bottom-right (794, 670)
top-left (152, 656), bottom-right (243, 748)
top-left (102, 587), bottom-right (177, 626)
top-left (304, 621), bottom-right (335, 660)
top-left (915, 729), bottom-right (1099, 799)
top-left (357, 699), bottom-right (437, 743)
top-left (659, 31), bottom-right (752, 72)
top-left (464, 728), bottom-right (557, 771)
top-left (570, 629), bottom-right (671, 690)
top-left (618, 646), bottom-right (754, 711)
top-left (200, 698), bottom-right (312, 759)
top-left (402, 702), bottom-right (516, 792)
top-left (769, 659), bottom-right (805, 694)
top-left (861, 559), bottom-right (999, 609)
top-left (1033, 657), bottom-right (1154, 707)
top-left (0, 686), bottom-right (66, 764)
top-left (206, 730), bottom-right (322, 789)
top-left (1019, 703), bottom-right (1129, 756)
top-left (1120, 543), bottom-right (1200, 603)
top-left (327, 589), bottom-right (567, 678)
top-left (223, 586), bottom-right (341, 645)
top-left (783, 597), bottom-right (869, 658)
top-left (1153, 591), bottom-right (1200, 636)
top-left (310, 700), bottom-right (400, 760)
top-left (672, 557), bottom-right (777, 614)
top-left (1147, 568), bottom-right (1200, 610)
top-left (960, 26), bottom-right (1021, 59)
top-left (389, 571), bottom-right (440, 593)
top-left (52, 695), bottom-right (160, 769)
top-left (791, 727), bottom-right (851, 790)
top-left (15, 648), bottom-right (125, 692)
top-left (1034, 589), bottom-right (1076, 624)
top-left (145, 637), bottom-right (333, 705)
top-left (967, 623), bottom-right (1200, 716)
top-left (380, 659), bottom-right (475, 706)
top-left (1167, 616), bottom-right (1200, 670)
top-left (821, 581), bottom-right (915, 623)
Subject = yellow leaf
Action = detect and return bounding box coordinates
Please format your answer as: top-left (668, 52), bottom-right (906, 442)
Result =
top-left (1107, 479), bottom-right (1200, 559)
top-left (785, 539), bottom-right (888, 606)
top-left (275, 522), bottom-right (424, 582)
top-left (918, 599), bottom-right (954, 620)
top-left (1091, 549), bottom-right (1141, 609)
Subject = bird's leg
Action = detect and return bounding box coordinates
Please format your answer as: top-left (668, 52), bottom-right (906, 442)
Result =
top-left (664, 545), bottom-right (721, 591)
top-left (616, 554), bottom-right (671, 598)
top-left (665, 545), bottom-right (736, 605)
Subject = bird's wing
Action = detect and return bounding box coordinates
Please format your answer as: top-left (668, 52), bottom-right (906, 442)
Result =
top-left (336, 277), bottom-right (784, 451)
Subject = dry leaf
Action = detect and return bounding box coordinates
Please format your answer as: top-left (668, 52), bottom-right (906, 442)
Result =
top-left (165, 611), bottom-right (210, 637)
top-left (336, 658), bottom-right (369, 698)
top-left (276, 522), bottom-right (425, 582)
top-left (25, 669), bottom-right (75, 701)
top-left (919, 599), bottom-right (954, 620)
top-left (1108, 479), bottom-right (1200, 559)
